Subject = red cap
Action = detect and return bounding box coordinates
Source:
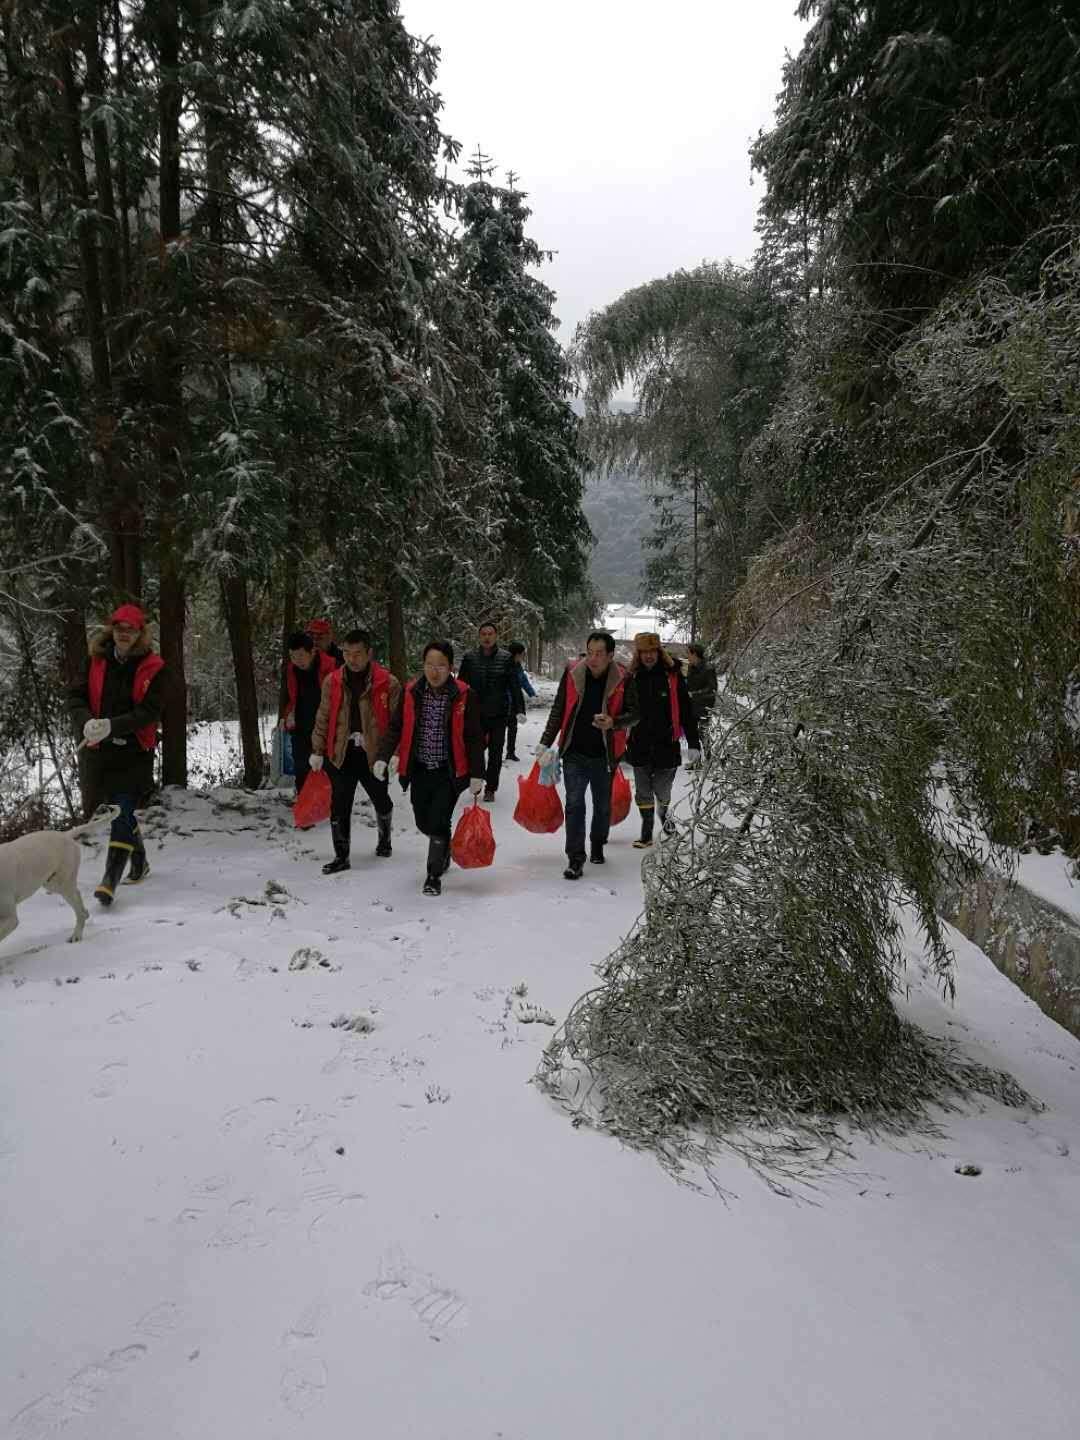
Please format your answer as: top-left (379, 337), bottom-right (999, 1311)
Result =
top-left (110, 603), bottom-right (146, 628)
top-left (305, 618), bottom-right (332, 636)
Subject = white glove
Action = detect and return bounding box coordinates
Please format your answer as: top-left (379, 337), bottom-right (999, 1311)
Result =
top-left (83, 717), bottom-right (112, 744)
top-left (389, 754), bottom-right (400, 779)
top-left (309, 753), bottom-right (324, 772)
top-left (470, 777), bottom-right (484, 796)
top-left (372, 760), bottom-right (388, 782)
top-left (685, 749), bottom-right (701, 765)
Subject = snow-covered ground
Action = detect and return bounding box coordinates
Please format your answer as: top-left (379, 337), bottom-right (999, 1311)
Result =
top-left (3, 703), bottom-right (1080, 1440)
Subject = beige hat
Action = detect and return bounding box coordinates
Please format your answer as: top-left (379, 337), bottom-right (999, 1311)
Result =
top-left (633, 631), bottom-right (661, 650)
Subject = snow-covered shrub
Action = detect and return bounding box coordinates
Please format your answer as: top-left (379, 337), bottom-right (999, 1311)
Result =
top-left (539, 243), bottom-right (1080, 1188)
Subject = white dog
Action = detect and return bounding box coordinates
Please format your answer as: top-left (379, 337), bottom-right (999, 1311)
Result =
top-left (0, 806), bottom-right (121, 947)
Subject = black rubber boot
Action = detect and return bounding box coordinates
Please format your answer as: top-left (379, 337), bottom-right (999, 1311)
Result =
top-left (124, 831), bottom-right (150, 885)
top-left (375, 811), bottom-right (392, 858)
top-left (424, 837), bottom-right (448, 895)
top-left (323, 815), bottom-right (351, 874)
top-left (94, 843), bottom-right (131, 906)
top-left (563, 854), bottom-right (585, 880)
top-left (589, 842), bottom-right (605, 865)
top-left (633, 808), bottom-right (655, 850)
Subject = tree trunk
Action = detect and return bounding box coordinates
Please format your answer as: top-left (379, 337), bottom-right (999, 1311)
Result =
top-left (279, 472), bottom-right (301, 715)
top-left (155, 0), bottom-right (188, 786)
top-left (387, 586), bottom-right (407, 681)
top-left (221, 576), bottom-right (264, 789)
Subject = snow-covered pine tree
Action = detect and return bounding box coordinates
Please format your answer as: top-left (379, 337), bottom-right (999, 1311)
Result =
top-left (456, 155), bottom-right (591, 638)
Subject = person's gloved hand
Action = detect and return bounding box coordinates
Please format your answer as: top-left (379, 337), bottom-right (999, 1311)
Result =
top-left (309, 753), bottom-right (324, 772)
top-left (83, 717), bottom-right (111, 745)
top-left (372, 760), bottom-right (388, 782)
top-left (685, 748), bottom-right (701, 765)
top-left (470, 777), bottom-right (484, 797)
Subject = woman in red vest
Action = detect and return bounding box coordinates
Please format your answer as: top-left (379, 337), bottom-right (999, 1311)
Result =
top-left (626, 631), bottom-right (700, 848)
top-left (67, 604), bottom-right (167, 906)
top-left (373, 640), bottom-right (485, 895)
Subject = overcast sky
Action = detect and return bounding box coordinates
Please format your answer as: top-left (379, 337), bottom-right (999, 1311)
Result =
top-left (399, 0), bottom-right (808, 346)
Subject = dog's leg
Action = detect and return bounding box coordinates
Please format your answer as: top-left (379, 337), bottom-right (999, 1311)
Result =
top-left (61, 884), bottom-right (89, 943)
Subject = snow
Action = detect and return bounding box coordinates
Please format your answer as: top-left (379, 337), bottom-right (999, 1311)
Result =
top-left (3, 703), bottom-right (1080, 1440)
top-left (1014, 849), bottom-right (1080, 926)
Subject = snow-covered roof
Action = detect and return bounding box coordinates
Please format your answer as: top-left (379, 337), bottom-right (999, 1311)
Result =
top-left (599, 602), bottom-right (688, 643)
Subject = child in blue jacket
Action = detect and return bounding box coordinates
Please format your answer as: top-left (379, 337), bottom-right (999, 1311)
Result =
top-left (506, 641), bottom-right (536, 761)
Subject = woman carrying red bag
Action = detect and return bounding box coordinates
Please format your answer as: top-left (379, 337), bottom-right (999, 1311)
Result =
top-left (373, 641), bottom-right (486, 896)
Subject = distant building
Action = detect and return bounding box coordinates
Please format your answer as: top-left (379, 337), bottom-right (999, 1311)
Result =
top-left (599, 602), bottom-right (688, 644)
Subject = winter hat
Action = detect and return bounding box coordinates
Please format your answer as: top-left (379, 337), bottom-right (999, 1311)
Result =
top-left (110, 603), bottom-right (146, 628)
top-left (633, 631), bottom-right (661, 650)
top-left (305, 618), bottom-right (332, 637)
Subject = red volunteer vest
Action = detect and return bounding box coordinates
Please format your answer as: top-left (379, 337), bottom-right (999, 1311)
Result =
top-left (560, 664), bottom-right (628, 760)
top-left (667, 670), bottom-right (683, 740)
top-left (88, 652), bottom-right (165, 751)
top-left (398, 679), bottom-right (470, 779)
top-left (286, 650), bottom-right (337, 719)
top-left (325, 661), bottom-right (394, 754)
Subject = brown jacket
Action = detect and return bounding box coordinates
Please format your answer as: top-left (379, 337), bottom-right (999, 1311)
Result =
top-left (311, 662), bottom-right (402, 768)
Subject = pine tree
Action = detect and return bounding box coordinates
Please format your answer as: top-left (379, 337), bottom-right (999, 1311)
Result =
top-left (457, 157), bottom-right (590, 634)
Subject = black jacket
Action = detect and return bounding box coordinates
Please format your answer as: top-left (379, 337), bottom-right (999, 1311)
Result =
top-left (68, 636), bottom-right (167, 742)
top-left (68, 634), bottom-right (167, 813)
top-left (457, 645), bottom-right (524, 723)
top-left (539, 660), bottom-right (639, 774)
top-left (626, 660), bottom-right (698, 770)
top-left (685, 661), bottom-right (718, 720)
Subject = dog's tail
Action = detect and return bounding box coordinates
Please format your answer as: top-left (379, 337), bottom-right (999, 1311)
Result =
top-left (68, 804), bottom-right (121, 838)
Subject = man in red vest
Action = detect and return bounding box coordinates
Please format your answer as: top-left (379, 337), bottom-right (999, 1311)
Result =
top-left (280, 630), bottom-right (337, 795)
top-left (537, 631), bottom-right (639, 879)
top-left (310, 628), bottom-right (401, 872)
top-left (305, 617), bottom-right (344, 667)
top-left (626, 631), bottom-right (699, 848)
top-left (67, 603), bottom-right (168, 905)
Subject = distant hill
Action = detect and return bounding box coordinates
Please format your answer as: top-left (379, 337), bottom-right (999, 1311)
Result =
top-left (574, 397), bottom-right (657, 607)
top-left (582, 464), bottom-right (655, 605)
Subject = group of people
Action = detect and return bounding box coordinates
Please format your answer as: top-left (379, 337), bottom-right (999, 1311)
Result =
top-left (68, 605), bottom-right (718, 903)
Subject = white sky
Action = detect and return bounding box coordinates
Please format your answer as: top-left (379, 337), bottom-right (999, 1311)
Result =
top-left (399, 0), bottom-right (808, 345)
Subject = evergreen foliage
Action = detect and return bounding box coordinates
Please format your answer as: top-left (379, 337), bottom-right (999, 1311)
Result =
top-left (0, 1), bottom-right (590, 815)
top-left (544, 2), bottom-right (1080, 1182)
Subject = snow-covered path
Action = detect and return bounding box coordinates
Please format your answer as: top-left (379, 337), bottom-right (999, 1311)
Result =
top-left (3, 706), bottom-right (1080, 1439)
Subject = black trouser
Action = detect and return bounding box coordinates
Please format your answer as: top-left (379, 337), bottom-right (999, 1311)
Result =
top-left (409, 763), bottom-right (464, 841)
top-left (506, 712), bottom-right (521, 757)
top-left (291, 729), bottom-right (313, 795)
top-left (327, 744), bottom-right (392, 856)
top-left (480, 718), bottom-right (507, 792)
top-left (81, 743), bottom-right (154, 861)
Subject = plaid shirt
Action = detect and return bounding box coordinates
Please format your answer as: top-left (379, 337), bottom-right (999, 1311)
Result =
top-left (416, 685), bottom-right (450, 767)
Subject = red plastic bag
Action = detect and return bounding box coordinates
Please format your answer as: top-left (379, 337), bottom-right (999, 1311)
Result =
top-left (610, 766), bottom-right (632, 825)
top-left (514, 762), bottom-right (564, 834)
top-left (451, 801), bottom-right (496, 869)
top-left (293, 769), bottom-right (332, 828)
